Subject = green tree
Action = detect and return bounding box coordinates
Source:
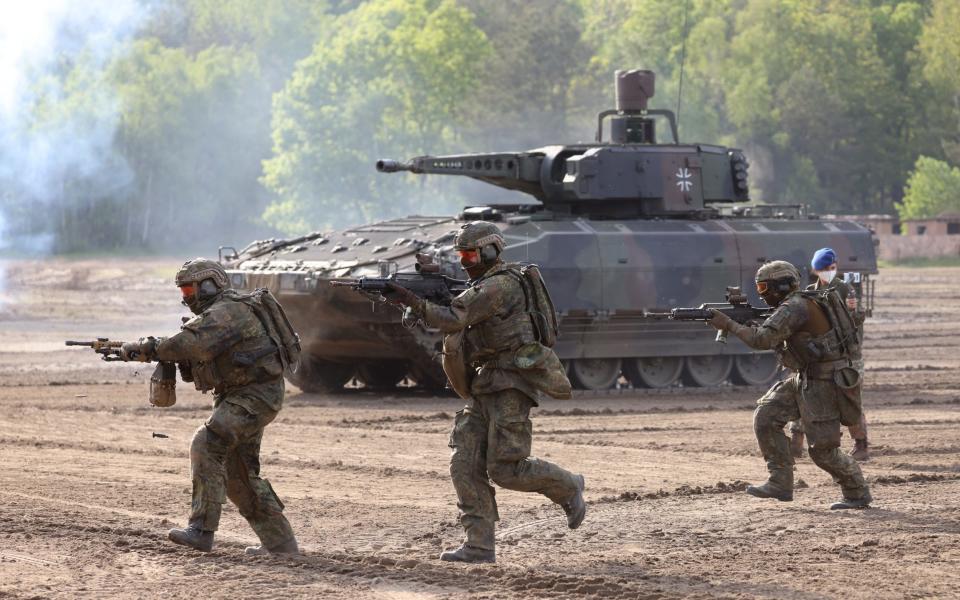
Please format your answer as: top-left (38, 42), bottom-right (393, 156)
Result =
top-left (896, 155), bottom-right (960, 220)
top-left (261, 0), bottom-right (490, 233)
top-left (918, 0), bottom-right (960, 164)
top-left (113, 39), bottom-right (272, 248)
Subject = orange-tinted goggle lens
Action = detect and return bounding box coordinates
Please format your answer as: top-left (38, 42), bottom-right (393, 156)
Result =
top-left (457, 249), bottom-right (479, 260)
top-left (756, 281), bottom-right (769, 294)
top-left (179, 284), bottom-right (196, 299)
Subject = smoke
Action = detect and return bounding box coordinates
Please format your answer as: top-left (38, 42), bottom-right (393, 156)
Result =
top-left (0, 0), bottom-right (148, 256)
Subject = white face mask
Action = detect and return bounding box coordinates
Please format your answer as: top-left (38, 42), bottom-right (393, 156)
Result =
top-left (818, 269), bottom-right (837, 284)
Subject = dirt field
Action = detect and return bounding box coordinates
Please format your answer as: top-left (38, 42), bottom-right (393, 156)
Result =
top-left (1, 259), bottom-right (959, 599)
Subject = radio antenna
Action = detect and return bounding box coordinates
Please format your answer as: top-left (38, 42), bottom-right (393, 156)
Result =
top-left (676, 0), bottom-right (691, 139)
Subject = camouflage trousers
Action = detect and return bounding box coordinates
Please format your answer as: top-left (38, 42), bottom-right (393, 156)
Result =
top-left (449, 389), bottom-right (579, 550)
top-left (754, 374), bottom-right (869, 500)
top-left (189, 397), bottom-right (295, 549)
top-left (789, 359), bottom-right (868, 439)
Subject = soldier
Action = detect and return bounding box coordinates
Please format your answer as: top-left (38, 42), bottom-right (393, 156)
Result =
top-left (386, 221), bottom-right (585, 564)
top-left (119, 258), bottom-right (299, 554)
top-left (707, 260), bottom-right (872, 509)
top-left (789, 248), bottom-right (870, 461)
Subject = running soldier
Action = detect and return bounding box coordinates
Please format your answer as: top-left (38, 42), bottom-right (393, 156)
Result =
top-left (387, 221), bottom-right (585, 563)
top-left (707, 260), bottom-right (871, 509)
top-left (119, 258), bottom-right (300, 554)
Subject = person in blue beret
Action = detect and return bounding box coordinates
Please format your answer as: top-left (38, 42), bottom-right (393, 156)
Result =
top-left (790, 248), bottom-right (870, 461)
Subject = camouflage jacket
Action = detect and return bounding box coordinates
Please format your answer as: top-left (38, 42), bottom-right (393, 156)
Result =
top-left (155, 291), bottom-right (284, 412)
top-left (726, 290), bottom-right (849, 374)
top-left (417, 261), bottom-right (571, 402)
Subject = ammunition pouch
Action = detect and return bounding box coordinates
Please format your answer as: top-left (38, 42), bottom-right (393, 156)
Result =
top-left (149, 361), bottom-right (177, 407)
top-left (478, 343), bottom-right (572, 400)
top-left (442, 330), bottom-right (472, 400)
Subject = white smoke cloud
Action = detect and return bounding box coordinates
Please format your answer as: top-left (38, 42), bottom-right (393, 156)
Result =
top-left (0, 0), bottom-right (148, 255)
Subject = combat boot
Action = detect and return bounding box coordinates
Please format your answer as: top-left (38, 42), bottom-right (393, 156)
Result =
top-left (790, 431), bottom-right (806, 459)
top-left (168, 525), bottom-right (214, 552)
top-left (439, 544), bottom-right (496, 564)
top-left (830, 491), bottom-right (872, 510)
top-left (745, 482), bottom-right (793, 502)
top-left (850, 438), bottom-right (870, 462)
top-left (245, 538), bottom-right (300, 556)
top-left (562, 474), bottom-right (586, 529)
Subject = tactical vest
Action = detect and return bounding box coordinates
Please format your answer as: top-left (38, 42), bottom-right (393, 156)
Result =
top-left (187, 295), bottom-right (285, 393)
top-left (463, 264), bottom-right (538, 365)
top-left (782, 288), bottom-right (861, 372)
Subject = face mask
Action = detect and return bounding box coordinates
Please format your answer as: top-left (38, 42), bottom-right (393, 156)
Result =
top-left (819, 269), bottom-right (837, 284)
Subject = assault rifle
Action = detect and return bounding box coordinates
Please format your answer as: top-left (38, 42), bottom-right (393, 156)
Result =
top-left (645, 286), bottom-right (773, 343)
top-left (65, 338), bottom-right (126, 361)
top-left (67, 338), bottom-right (179, 407)
top-left (331, 253), bottom-right (468, 306)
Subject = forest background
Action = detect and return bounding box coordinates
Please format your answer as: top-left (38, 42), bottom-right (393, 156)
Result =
top-left (0, 0), bottom-right (958, 254)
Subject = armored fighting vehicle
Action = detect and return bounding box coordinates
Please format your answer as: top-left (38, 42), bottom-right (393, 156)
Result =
top-left (222, 70), bottom-right (877, 393)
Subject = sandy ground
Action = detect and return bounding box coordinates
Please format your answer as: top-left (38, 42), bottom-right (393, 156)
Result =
top-left (1, 259), bottom-right (959, 599)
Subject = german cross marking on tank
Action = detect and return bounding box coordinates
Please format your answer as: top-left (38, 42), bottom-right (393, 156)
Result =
top-left (675, 168), bottom-right (693, 192)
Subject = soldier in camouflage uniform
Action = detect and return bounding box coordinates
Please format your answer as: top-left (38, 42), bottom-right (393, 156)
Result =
top-left (707, 260), bottom-right (872, 509)
top-left (387, 221), bottom-right (585, 564)
top-left (789, 248), bottom-right (870, 461)
top-left (120, 259), bottom-right (299, 554)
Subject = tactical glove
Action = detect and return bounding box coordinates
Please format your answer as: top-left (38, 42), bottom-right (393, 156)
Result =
top-left (707, 309), bottom-right (734, 332)
top-left (386, 282), bottom-right (422, 308)
top-left (120, 336), bottom-right (158, 362)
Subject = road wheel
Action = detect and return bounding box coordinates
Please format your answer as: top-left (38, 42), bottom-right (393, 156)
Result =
top-left (681, 355), bottom-right (733, 387)
top-left (569, 358), bottom-right (622, 391)
top-left (287, 356), bottom-right (355, 394)
top-left (623, 357), bottom-right (684, 389)
top-left (357, 361), bottom-right (408, 390)
top-left (731, 353), bottom-right (780, 386)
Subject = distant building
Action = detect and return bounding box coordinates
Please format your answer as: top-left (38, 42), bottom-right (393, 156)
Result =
top-left (821, 214), bottom-right (901, 235)
top-left (902, 212), bottom-right (960, 236)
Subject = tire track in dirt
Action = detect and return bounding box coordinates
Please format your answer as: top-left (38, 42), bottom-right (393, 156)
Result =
top-left (0, 494), bottom-right (683, 600)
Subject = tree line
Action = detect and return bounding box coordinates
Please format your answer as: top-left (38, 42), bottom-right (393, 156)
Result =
top-left (1, 0), bottom-right (958, 253)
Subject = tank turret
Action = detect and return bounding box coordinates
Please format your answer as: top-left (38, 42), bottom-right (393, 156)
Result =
top-left (377, 69), bottom-right (750, 218)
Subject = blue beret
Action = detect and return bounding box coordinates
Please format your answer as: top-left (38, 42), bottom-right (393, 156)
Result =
top-left (811, 247), bottom-right (837, 270)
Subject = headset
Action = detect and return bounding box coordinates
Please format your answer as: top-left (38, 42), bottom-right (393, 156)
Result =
top-left (480, 244), bottom-right (499, 263)
top-left (197, 278), bottom-right (221, 299)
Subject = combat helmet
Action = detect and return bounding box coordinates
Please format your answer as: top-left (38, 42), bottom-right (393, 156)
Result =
top-left (755, 260), bottom-right (800, 304)
top-left (175, 258), bottom-right (230, 314)
top-left (455, 221), bottom-right (505, 253)
top-left (454, 221), bottom-right (505, 277)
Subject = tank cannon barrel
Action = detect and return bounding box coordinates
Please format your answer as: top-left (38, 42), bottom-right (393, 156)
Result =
top-left (375, 159), bottom-right (412, 173)
top-left (376, 152), bottom-right (549, 201)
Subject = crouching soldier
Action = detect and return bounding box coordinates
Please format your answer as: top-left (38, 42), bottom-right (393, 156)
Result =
top-left (707, 260), bottom-right (871, 509)
top-left (120, 258), bottom-right (301, 554)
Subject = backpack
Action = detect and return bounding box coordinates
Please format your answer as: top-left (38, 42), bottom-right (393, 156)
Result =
top-left (233, 288), bottom-right (302, 373)
top-left (801, 287), bottom-right (860, 359)
top-left (508, 264), bottom-right (560, 348)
